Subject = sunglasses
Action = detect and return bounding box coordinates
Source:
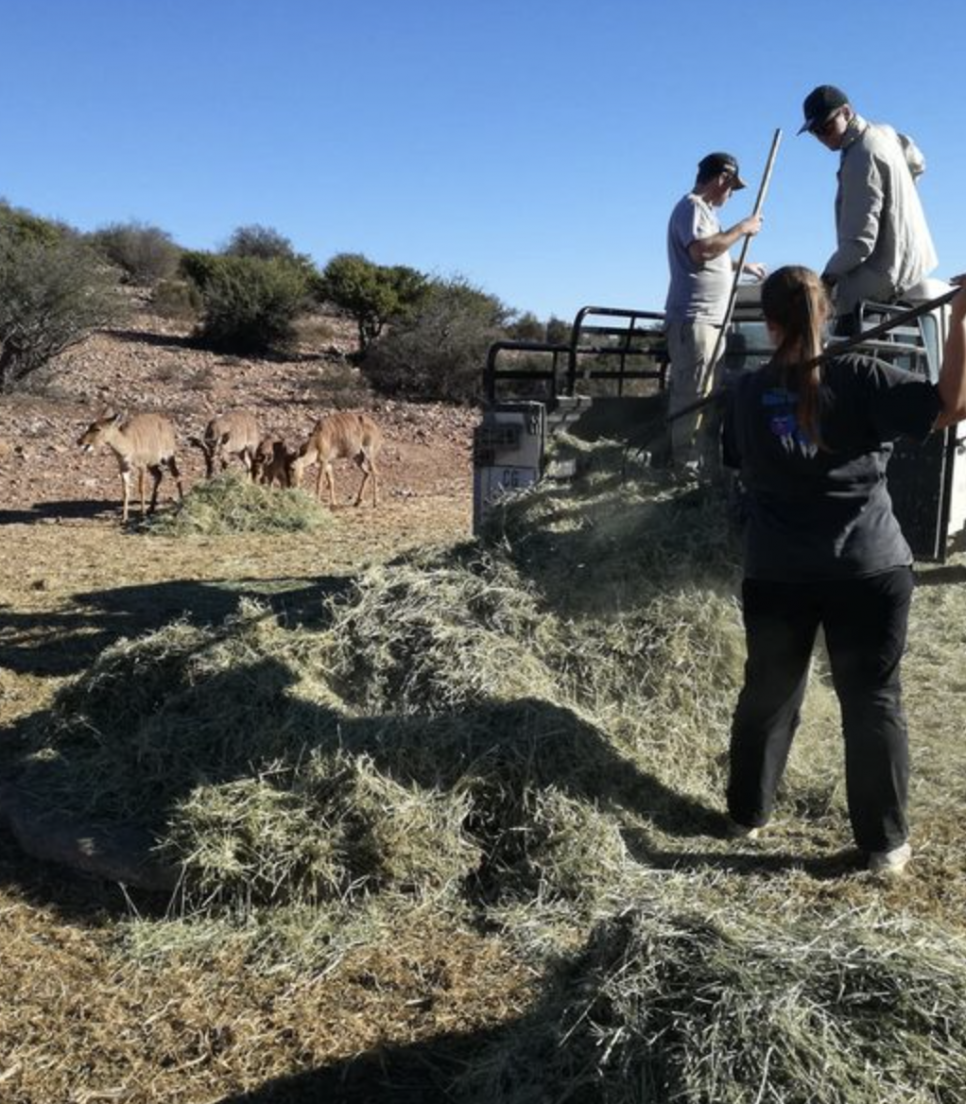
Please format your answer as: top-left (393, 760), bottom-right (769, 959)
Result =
top-left (812, 109), bottom-right (845, 137)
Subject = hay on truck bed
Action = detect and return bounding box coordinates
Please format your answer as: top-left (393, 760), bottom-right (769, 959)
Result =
top-left (6, 436), bottom-right (966, 1102)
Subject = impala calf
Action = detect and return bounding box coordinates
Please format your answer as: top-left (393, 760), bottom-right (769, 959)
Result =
top-left (251, 436), bottom-right (295, 488)
top-left (291, 412), bottom-right (382, 507)
top-left (188, 411), bottom-right (262, 479)
top-left (78, 412), bottom-right (185, 523)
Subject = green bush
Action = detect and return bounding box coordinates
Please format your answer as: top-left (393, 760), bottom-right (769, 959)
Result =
top-left (546, 314), bottom-right (572, 345)
top-left (0, 199), bottom-right (73, 247)
top-left (89, 220), bottom-right (180, 286)
top-left (178, 249), bottom-right (221, 292)
top-left (361, 275), bottom-right (510, 403)
top-left (195, 255), bottom-right (310, 355)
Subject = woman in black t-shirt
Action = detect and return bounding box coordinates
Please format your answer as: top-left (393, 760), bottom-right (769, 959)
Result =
top-left (725, 265), bottom-right (966, 875)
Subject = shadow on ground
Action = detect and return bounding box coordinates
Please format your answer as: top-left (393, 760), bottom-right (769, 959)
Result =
top-left (0, 574), bottom-right (352, 679)
top-left (0, 499), bottom-right (118, 524)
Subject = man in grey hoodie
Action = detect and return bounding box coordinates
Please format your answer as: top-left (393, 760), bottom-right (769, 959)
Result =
top-left (799, 84), bottom-right (937, 333)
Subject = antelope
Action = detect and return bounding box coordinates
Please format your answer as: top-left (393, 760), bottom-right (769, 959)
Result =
top-left (290, 412), bottom-right (382, 507)
top-left (251, 435), bottom-right (295, 488)
top-left (188, 411), bottom-right (261, 479)
top-left (78, 412), bottom-right (185, 523)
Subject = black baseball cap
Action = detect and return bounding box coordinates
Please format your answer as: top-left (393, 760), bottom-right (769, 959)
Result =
top-left (697, 152), bottom-right (747, 190)
top-left (798, 85), bottom-right (850, 135)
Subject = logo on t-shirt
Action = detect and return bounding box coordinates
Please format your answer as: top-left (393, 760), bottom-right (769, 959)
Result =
top-left (762, 387), bottom-right (817, 459)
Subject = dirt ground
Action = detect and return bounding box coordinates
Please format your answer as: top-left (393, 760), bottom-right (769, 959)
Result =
top-left (0, 313), bottom-right (530, 1104)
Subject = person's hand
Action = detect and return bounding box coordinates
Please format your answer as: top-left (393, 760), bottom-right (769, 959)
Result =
top-left (744, 262), bottom-right (767, 282)
top-left (740, 213), bottom-right (763, 237)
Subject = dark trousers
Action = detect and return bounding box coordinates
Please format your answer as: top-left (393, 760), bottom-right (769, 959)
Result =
top-left (727, 567), bottom-right (914, 853)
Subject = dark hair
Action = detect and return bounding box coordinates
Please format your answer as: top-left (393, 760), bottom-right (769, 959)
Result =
top-left (760, 265), bottom-right (830, 444)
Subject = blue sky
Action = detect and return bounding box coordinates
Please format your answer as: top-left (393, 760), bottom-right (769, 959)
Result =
top-left (3, 0), bottom-right (964, 323)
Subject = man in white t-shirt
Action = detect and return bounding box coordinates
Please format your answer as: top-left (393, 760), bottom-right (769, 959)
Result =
top-left (665, 152), bottom-right (764, 469)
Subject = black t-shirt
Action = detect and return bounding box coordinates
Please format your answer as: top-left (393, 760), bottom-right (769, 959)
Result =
top-left (727, 354), bottom-right (942, 581)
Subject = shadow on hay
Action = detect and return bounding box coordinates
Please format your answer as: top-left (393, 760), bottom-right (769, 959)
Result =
top-left (636, 837), bottom-right (864, 880)
top-left (0, 575), bottom-right (350, 678)
top-left (1, 640), bottom-right (719, 915)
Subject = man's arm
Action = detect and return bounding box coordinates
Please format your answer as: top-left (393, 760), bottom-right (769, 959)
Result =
top-left (688, 214), bottom-right (762, 264)
top-left (935, 277), bottom-right (966, 429)
top-left (823, 149), bottom-right (883, 280)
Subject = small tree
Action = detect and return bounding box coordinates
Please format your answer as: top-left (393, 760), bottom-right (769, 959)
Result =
top-left (321, 253), bottom-right (429, 354)
top-left (0, 230), bottom-right (121, 392)
top-left (361, 276), bottom-right (510, 403)
top-left (89, 221), bottom-right (180, 286)
top-left (223, 224), bottom-right (298, 262)
top-left (196, 255), bottom-right (310, 355)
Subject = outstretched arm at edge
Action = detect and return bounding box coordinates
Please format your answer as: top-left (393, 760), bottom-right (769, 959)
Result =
top-left (935, 276), bottom-right (966, 429)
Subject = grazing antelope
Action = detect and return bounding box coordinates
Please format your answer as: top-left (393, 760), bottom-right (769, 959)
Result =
top-left (78, 412), bottom-right (185, 523)
top-left (188, 411), bottom-right (261, 479)
top-left (251, 435), bottom-right (295, 488)
top-left (290, 412), bottom-right (382, 507)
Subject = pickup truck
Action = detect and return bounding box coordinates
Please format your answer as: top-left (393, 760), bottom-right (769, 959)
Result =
top-left (474, 282), bottom-right (965, 562)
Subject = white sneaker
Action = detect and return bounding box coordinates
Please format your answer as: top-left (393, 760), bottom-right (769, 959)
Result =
top-left (726, 818), bottom-right (762, 841)
top-left (868, 842), bottom-right (912, 876)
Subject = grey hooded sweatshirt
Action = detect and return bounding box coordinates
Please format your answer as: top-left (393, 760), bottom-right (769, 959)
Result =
top-left (823, 114), bottom-right (937, 315)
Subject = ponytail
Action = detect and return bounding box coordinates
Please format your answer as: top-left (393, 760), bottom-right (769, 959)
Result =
top-left (760, 266), bottom-right (830, 445)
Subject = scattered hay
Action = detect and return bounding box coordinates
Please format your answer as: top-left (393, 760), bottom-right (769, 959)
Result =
top-left (146, 471), bottom-right (332, 535)
top-left (161, 751), bottom-right (478, 909)
top-left (10, 454), bottom-right (878, 921)
top-left (465, 904), bottom-right (966, 1103)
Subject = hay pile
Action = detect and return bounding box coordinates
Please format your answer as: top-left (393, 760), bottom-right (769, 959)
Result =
top-left (15, 454), bottom-right (753, 921)
top-left (11, 435), bottom-right (966, 1099)
top-left (146, 471), bottom-right (331, 534)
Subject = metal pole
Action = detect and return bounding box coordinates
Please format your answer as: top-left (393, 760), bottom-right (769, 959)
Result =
top-left (688, 129), bottom-right (783, 447)
top-left (708, 127), bottom-right (783, 375)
